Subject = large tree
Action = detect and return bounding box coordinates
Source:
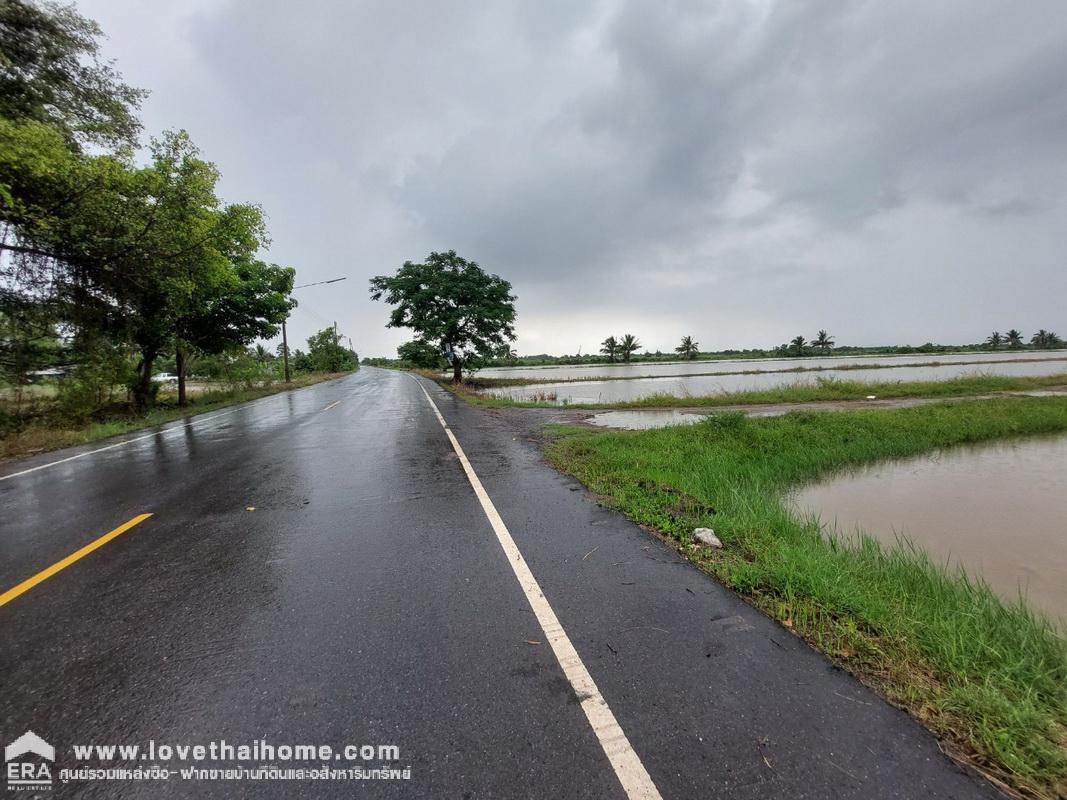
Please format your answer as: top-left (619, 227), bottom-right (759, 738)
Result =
top-left (306, 326), bottom-right (355, 373)
top-left (0, 0), bottom-right (145, 148)
top-left (675, 335), bottom-right (698, 360)
top-left (619, 333), bottom-right (641, 362)
top-left (0, 126), bottom-right (283, 408)
top-left (369, 250), bottom-right (516, 382)
top-left (173, 258), bottom-right (295, 406)
top-left (1031, 329), bottom-right (1063, 349)
top-left (600, 335), bottom-right (619, 363)
top-left (813, 330), bottom-right (835, 353)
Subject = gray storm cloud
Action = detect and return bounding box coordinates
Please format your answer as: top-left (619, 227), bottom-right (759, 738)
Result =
top-left (77, 0), bottom-right (1067, 355)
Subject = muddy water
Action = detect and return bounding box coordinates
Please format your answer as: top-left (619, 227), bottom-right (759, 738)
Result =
top-left (479, 350), bottom-right (1067, 381)
top-left (489, 358), bottom-right (1067, 403)
top-left (588, 409), bottom-right (708, 429)
top-left (792, 435), bottom-right (1067, 623)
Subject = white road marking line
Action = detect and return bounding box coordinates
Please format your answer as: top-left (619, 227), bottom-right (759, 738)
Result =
top-left (0, 405), bottom-right (246, 483)
top-left (0, 381), bottom-right (339, 483)
top-left (323, 400), bottom-right (341, 411)
top-left (0, 376), bottom-right (361, 482)
top-left (412, 378), bottom-right (663, 800)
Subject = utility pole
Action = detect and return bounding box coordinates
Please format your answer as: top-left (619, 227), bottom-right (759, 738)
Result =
top-left (283, 277), bottom-right (348, 384)
top-left (282, 319), bottom-right (291, 383)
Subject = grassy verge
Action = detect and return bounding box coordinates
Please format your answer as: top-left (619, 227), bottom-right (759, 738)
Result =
top-left (450, 371), bottom-right (1067, 408)
top-left (0, 372), bottom-right (350, 462)
top-left (545, 397), bottom-right (1067, 797)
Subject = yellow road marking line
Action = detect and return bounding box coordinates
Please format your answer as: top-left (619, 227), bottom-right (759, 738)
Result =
top-left (0, 514), bottom-right (153, 607)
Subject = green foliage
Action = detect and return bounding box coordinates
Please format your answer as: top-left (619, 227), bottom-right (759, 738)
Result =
top-left (812, 329), bottom-right (834, 352)
top-left (306, 327), bottom-right (356, 373)
top-left (397, 339), bottom-right (444, 369)
top-left (548, 398), bottom-right (1067, 795)
top-left (618, 333), bottom-right (640, 362)
top-left (54, 340), bottom-right (133, 420)
top-left (674, 335), bottom-right (698, 360)
top-left (289, 348), bottom-right (314, 374)
top-left (0, 118), bottom-right (294, 409)
top-left (0, 0), bottom-right (145, 147)
top-left (0, 295), bottom-right (64, 388)
top-left (1006, 329), bottom-right (1024, 349)
top-left (369, 250), bottom-right (515, 381)
top-left (600, 336), bottom-right (619, 363)
top-left (1032, 329), bottom-right (1063, 348)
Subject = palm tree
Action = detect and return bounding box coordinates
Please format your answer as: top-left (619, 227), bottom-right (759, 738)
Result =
top-left (812, 330), bottom-right (835, 353)
top-left (675, 335), bottom-right (699, 360)
top-left (600, 336), bottom-right (619, 363)
top-left (986, 331), bottom-right (1002, 349)
top-left (619, 333), bottom-right (641, 362)
top-left (1006, 329), bottom-right (1024, 349)
top-left (790, 335), bottom-right (807, 356)
top-left (1031, 329), bottom-right (1063, 349)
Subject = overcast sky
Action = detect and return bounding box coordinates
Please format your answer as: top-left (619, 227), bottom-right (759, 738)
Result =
top-left (76, 0), bottom-right (1067, 357)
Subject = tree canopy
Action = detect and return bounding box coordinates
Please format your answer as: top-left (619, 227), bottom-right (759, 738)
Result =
top-left (369, 250), bottom-right (515, 382)
top-left (0, 0), bottom-right (145, 147)
top-left (675, 335), bottom-right (698, 360)
top-left (0, 2), bottom-right (315, 417)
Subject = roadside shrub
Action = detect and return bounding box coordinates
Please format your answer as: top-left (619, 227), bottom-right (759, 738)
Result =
top-left (58, 353), bottom-right (135, 420)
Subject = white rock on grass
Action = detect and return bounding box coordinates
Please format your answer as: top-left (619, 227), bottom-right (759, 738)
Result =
top-left (693, 528), bottom-right (722, 548)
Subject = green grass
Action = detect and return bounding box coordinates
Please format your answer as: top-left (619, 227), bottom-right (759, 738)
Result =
top-left (457, 371), bottom-right (1067, 409)
top-left (545, 397), bottom-right (1067, 797)
top-left (0, 372), bottom-right (348, 462)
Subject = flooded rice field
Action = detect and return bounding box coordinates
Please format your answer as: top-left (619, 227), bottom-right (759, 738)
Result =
top-left (792, 434), bottom-right (1067, 623)
top-left (479, 350), bottom-right (1067, 381)
top-left (487, 355), bottom-right (1067, 404)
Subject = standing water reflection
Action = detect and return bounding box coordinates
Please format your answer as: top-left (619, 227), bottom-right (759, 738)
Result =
top-left (793, 434), bottom-right (1067, 624)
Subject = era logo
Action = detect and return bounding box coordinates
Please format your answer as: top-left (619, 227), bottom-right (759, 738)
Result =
top-left (5, 731), bottom-right (54, 791)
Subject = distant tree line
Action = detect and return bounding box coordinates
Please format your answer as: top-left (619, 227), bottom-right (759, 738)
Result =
top-left (0, 1), bottom-right (353, 423)
top-left (986, 329), bottom-right (1063, 350)
top-left (389, 325), bottom-right (1061, 370)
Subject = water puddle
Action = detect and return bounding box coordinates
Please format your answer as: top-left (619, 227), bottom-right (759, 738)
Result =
top-left (588, 410), bottom-right (709, 429)
top-left (792, 434), bottom-right (1067, 623)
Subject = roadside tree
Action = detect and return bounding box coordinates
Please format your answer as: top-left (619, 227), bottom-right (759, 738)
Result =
top-left (0, 0), bottom-right (145, 148)
top-left (307, 327), bottom-right (356, 373)
top-left (369, 251), bottom-right (516, 383)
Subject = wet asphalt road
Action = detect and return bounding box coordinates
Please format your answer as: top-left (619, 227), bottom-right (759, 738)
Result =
top-left (0, 368), bottom-right (1002, 798)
